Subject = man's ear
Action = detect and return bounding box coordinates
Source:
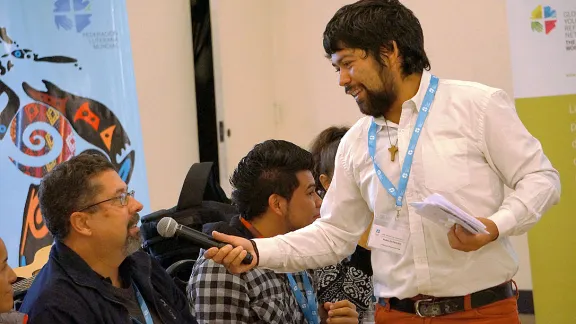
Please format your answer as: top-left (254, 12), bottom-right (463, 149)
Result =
top-left (268, 194), bottom-right (288, 216)
top-left (69, 211), bottom-right (94, 237)
top-left (379, 41), bottom-right (400, 68)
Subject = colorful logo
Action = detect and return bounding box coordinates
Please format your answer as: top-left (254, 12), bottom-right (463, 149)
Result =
top-left (53, 0), bottom-right (92, 33)
top-left (531, 5), bottom-right (557, 35)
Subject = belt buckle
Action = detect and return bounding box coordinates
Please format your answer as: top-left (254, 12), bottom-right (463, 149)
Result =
top-left (415, 298), bottom-right (442, 317)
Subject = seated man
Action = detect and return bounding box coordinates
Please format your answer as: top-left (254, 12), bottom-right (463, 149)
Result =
top-left (0, 237), bottom-right (28, 324)
top-left (19, 153), bottom-right (197, 324)
top-left (187, 140), bottom-right (358, 324)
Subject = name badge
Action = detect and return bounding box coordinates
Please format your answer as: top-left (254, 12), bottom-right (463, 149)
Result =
top-left (367, 208), bottom-right (410, 255)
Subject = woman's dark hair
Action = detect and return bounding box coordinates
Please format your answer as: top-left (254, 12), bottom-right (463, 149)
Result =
top-left (323, 0), bottom-right (430, 76)
top-left (310, 126), bottom-right (349, 197)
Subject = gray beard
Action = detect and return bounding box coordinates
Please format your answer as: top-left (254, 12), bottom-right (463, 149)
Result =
top-left (123, 233), bottom-right (143, 256)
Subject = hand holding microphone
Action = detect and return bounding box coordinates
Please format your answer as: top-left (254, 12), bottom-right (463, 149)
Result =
top-left (156, 217), bottom-right (255, 266)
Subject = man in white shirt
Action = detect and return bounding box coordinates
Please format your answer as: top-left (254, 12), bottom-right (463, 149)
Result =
top-left (203, 0), bottom-right (561, 323)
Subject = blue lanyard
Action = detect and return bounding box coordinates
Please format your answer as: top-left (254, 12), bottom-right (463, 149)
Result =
top-left (368, 75), bottom-right (439, 216)
top-left (132, 282), bottom-right (154, 324)
top-left (286, 272), bottom-right (319, 324)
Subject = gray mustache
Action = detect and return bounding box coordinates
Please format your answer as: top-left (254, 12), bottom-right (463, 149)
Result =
top-left (128, 213), bottom-right (140, 228)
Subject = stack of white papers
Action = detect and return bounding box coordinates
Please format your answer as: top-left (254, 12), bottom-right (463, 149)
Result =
top-left (409, 193), bottom-right (489, 235)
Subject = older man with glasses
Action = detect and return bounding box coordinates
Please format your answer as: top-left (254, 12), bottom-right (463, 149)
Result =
top-left (19, 153), bottom-right (198, 324)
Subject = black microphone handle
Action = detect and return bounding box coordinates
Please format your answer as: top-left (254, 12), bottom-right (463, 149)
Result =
top-left (175, 225), bottom-right (253, 265)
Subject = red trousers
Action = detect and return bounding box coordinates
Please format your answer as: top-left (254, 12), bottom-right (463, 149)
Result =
top-left (374, 296), bottom-right (520, 324)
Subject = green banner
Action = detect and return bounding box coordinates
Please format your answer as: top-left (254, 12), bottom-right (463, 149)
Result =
top-left (516, 94), bottom-right (576, 323)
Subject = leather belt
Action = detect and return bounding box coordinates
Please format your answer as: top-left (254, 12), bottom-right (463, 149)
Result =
top-left (378, 281), bottom-right (515, 317)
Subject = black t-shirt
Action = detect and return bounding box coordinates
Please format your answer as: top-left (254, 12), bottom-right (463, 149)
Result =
top-left (103, 276), bottom-right (163, 324)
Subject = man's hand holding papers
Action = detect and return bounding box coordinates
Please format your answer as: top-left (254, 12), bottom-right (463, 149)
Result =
top-left (410, 194), bottom-right (500, 252)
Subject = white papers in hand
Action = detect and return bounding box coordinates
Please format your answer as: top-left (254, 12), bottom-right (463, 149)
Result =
top-left (409, 193), bottom-right (489, 234)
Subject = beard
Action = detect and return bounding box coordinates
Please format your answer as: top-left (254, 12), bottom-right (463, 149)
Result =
top-left (123, 234), bottom-right (142, 256)
top-left (284, 206), bottom-right (315, 233)
top-left (123, 213), bottom-right (142, 256)
top-left (356, 66), bottom-right (398, 118)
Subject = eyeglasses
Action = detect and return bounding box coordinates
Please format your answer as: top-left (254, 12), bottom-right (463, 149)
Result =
top-left (78, 190), bottom-right (135, 212)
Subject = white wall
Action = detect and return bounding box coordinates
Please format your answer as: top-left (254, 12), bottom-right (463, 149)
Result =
top-left (209, 0), bottom-right (277, 194)
top-left (272, 1), bottom-right (363, 146)
top-left (272, 0), bottom-right (516, 145)
top-left (126, 0), bottom-right (200, 212)
top-left (211, 0), bottom-right (534, 290)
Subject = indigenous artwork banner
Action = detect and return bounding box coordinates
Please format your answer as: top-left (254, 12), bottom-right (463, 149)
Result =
top-left (0, 0), bottom-right (150, 268)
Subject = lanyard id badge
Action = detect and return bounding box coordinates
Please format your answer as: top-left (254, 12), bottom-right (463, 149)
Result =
top-left (367, 75), bottom-right (439, 217)
top-left (286, 272), bottom-right (320, 324)
top-left (132, 282), bottom-right (154, 324)
top-left (367, 201), bottom-right (410, 255)
top-left (367, 75), bottom-right (439, 254)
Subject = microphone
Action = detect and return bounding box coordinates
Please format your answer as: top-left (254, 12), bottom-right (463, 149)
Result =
top-left (156, 217), bottom-right (253, 265)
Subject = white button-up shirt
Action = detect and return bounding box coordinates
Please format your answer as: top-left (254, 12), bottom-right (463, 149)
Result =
top-left (255, 71), bottom-right (560, 299)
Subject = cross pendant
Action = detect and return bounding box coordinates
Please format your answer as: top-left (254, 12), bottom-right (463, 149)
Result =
top-left (388, 145), bottom-right (399, 162)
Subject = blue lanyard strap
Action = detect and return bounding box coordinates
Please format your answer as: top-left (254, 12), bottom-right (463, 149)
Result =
top-left (368, 75), bottom-right (439, 215)
top-left (286, 272), bottom-right (319, 324)
top-left (132, 282), bottom-right (154, 324)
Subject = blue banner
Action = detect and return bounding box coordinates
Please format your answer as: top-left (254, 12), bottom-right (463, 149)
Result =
top-left (0, 0), bottom-right (150, 268)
